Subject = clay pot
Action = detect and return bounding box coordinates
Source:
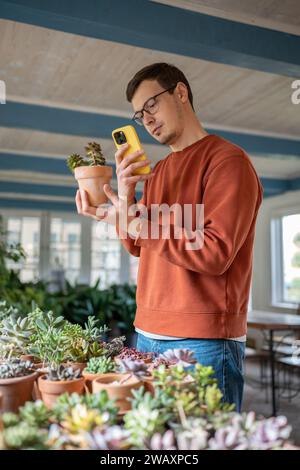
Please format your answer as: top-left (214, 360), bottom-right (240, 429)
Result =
top-left (74, 166), bottom-right (113, 207)
top-left (143, 376), bottom-right (155, 394)
top-left (82, 371), bottom-right (106, 393)
top-left (0, 372), bottom-right (38, 413)
top-left (92, 373), bottom-right (141, 413)
top-left (65, 362), bottom-right (87, 373)
top-left (38, 374), bottom-right (85, 408)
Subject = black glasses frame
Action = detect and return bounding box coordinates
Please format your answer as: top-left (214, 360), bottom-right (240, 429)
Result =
top-left (132, 84), bottom-right (177, 125)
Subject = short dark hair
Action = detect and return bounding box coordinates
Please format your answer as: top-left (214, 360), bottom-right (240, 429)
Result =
top-left (126, 62), bottom-right (194, 111)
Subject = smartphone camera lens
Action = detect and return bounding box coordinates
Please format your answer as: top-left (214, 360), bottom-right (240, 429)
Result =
top-left (115, 131), bottom-right (127, 145)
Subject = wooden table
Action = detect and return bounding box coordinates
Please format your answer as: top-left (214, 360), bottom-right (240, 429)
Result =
top-left (247, 310), bottom-right (300, 416)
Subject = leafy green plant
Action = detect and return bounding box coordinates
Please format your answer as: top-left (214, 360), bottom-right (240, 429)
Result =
top-left (85, 356), bottom-right (116, 374)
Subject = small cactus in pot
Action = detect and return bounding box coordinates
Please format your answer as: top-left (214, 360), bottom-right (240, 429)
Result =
top-left (67, 141), bottom-right (113, 207)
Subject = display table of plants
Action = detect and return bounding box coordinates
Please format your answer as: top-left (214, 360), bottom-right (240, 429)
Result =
top-left (0, 304), bottom-right (296, 450)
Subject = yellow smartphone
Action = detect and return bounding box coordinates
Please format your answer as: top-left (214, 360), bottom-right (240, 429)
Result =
top-left (112, 125), bottom-right (151, 175)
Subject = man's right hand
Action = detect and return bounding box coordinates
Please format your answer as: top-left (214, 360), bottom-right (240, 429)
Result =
top-left (115, 143), bottom-right (154, 204)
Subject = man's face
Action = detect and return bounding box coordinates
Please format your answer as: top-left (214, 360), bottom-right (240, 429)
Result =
top-left (131, 80), bottom-right (185, 146)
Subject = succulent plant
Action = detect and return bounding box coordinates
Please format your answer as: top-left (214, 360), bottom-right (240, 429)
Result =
top-left (0, 301), bottom-right (19, 323)
top-left (61, 404), bottom-right (109, 433)
top-left (67, 153), bottom-right (85, 172)
top-left (0, 315), bottom-right (34, 358)
top-left (45, 365), bottom-right (82, 382)
top-left (3, 422), bottom-right (48, 450)
top-left (145, 429), bottom-right (177, 450)
top-left (85, 356), bottom-right (115, 374)
top-left (175, 418), bottom-right (209, 450)
top-left (52, 391), bottom-right (118, 425)
top-left (117, 347), bottom-right (155, 363)
top-left (249, 415), bottom-right (292, 450)
top-left (67, 142), bottom-right (106, 173)
top-left (0, 359), bottom-right (34, 379)
top-left (117, 358), bottom-right (150, 381)
top-left (102, 336), bottom-right (126, 358)
top-left (160, 349), bottom-right (196, 367)
top-left (87, 426), bottom-right (129, 450)
top-left (19, 400), bottom-right (52, 428)
top-left (84, 142), bottom-right (106, 166)
top-left (124, 402), bottom-right (167, 448)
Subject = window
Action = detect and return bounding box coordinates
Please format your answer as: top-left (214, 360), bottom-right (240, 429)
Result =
top-left (91, 221), bottom-right (121, 288)
top-left (50, 217), bottom-right (81, 284)
top-left (282, 214), bottom-right (300, 303)
top-left (272, 213), bottom-right (300, 305)
top-left (5, 216), bottom-right (40, 282)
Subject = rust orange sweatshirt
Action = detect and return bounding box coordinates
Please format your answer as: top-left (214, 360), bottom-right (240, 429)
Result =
top-left (116, 134), bottom-right (263, 338)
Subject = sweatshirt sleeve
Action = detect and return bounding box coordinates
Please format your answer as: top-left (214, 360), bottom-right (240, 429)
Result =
top-left (134, 158), bottom-right (262, 274)
top-left (115, 183), bottom-right (148, 257)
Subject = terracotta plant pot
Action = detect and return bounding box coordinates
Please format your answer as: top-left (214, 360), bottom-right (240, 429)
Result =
top-left (65, 362), bottom-right (87, 373)
top-left (82, 371), bottom-right (107, 393)
top-left (38, 374), bottom-right (85, 409)
top-left (74, 166), bottom-right (113, 207)
top-left (143, 376), bottom-right (155, 394)
top-left (0, 372), bottom-right (38, 413)
top-left (92, 373), bottom-right (141, 413)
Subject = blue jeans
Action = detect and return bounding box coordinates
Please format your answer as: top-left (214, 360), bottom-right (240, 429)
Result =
top-left (136, 334), bottom-right (246, 412)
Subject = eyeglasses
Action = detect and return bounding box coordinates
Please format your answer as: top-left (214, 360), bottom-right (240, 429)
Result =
top-left (132, 84), bottom-right (177, 126)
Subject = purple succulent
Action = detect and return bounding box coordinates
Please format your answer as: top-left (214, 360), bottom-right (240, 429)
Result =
top-left (117, 358), bottom-right (150, 379)
top-left (146, 430), bottom-right (177, 450)
top-left (160, 349), bottom-right (197, 367)
top-left (87, 426), bottom-right (129, 450)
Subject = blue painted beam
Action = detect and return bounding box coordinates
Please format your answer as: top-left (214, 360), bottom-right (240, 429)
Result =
top-left (0, 151), bottom-right (117, 177)
top-left (0, 179), bottom-right (143, 205)
top-left (0, 0), bottom-right (300, 77)
top-left (1, 102), bottom-right (300, 158)
top-left (0, 198), bottom-right (76, 212)
top-left (0, 170), bottom-right (297, 208)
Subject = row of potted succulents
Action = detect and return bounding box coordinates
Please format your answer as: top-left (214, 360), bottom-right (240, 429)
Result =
top-left (0, 302), bottom-right (297, 450)
top-left (0, 367), bottom-right (294, 450)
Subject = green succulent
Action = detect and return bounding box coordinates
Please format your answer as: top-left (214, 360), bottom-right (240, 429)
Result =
top-left (67, 153), bottom-right (85, 173)
top-left (67, 142), bottom-right (106, 174)
top-left (52, 391), bottom-right (118, 425)
top-left (124, 402), bottom-right (167, 448)
top-left (45, 365), bottom-right (82, 382)
top-left (84, 142), bottom-right (106, 166)
top-left (19, 400), bottom-right (52, 428)
top-left (85, 356), bottom-right (115, 374)
top-left (3, 422), bottom-right (48, 450)
top-left (0, 359), bottom-right (34, 379)
top-left (1, 412), bottom-right (20, 428)
top-left (0, 315), bottom-right (34, 358)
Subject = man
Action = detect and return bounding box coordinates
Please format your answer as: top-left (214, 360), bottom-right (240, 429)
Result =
top-left (76, 62), bottom-right (263, 411)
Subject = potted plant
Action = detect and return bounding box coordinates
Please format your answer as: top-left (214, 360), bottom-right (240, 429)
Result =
top-left (115, 346), bottom-right (155, 364)
top-left (67, 141), bottom-right (113, 207)
top-left (38, 365), bottom-right (84, 409)
top-left (83, 356), bottom-right (116, 392)
top-left (92, 359), bottom-right (148, 413)
top-left (0, 359), bottom-right (38, 412)
top-left (0, 315), bottom-right (35, 361)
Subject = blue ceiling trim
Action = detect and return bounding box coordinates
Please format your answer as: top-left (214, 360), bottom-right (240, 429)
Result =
top-left (0, 197), bottom-right (76, 212)
top-left (1, 102), bottom-right (300, 158)
top-left (0, 0), bottom-right (299, 77)
top-left (0, 151), bottom-right (116, 177)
